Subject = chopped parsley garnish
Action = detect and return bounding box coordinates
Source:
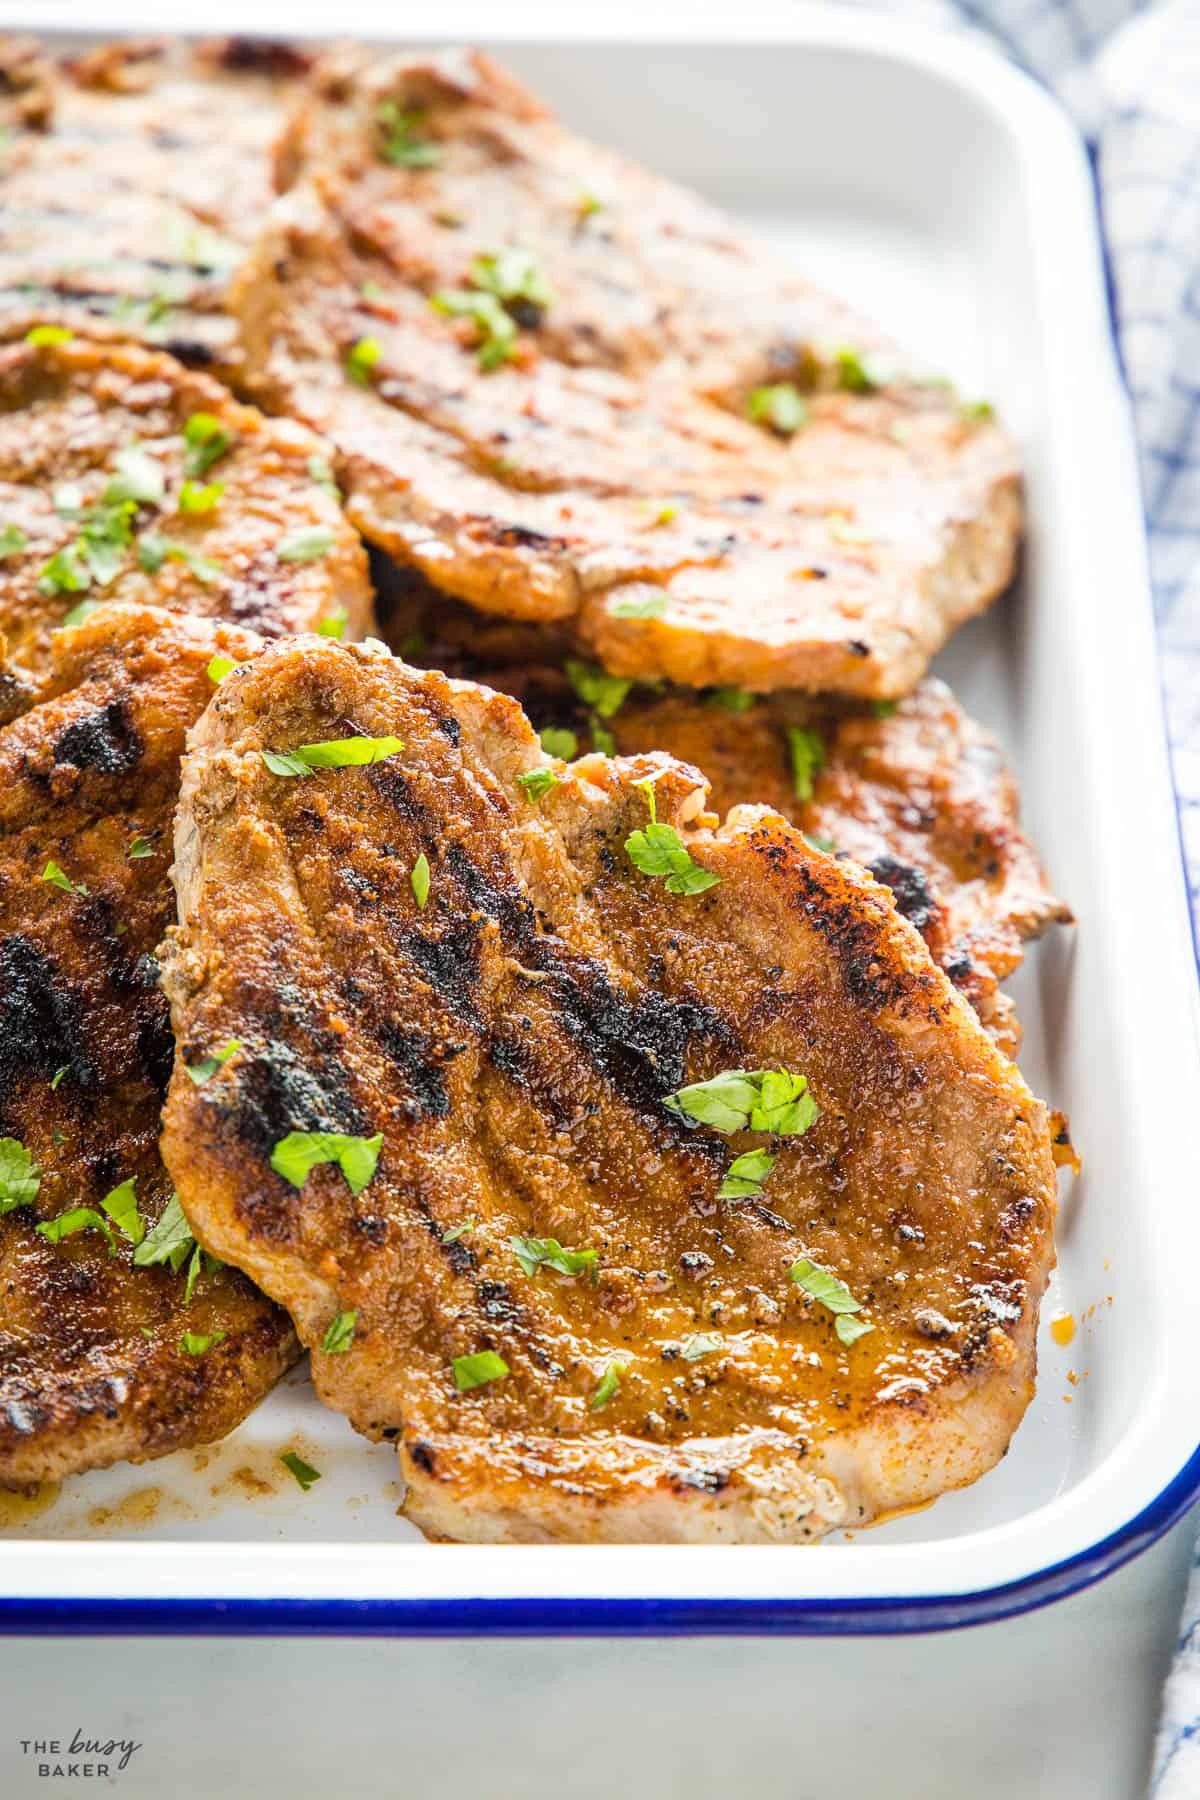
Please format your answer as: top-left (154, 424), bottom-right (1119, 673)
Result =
top-left (590, 720), bottom-right (616, 756)
top-left (453, 1350), bottom-right (510, 1391)
top-left (183, 412), bottom-right (234, 478)
top-left (707, 686), bottom-right (755, 714)
top-left (38, 1207), bottom-right (117, 1255)
top-left (375, 100), bottom-right (441, 167)
top-left (317, 608), bottom-right (349, 640)
top-left (565, 659), bottom-right (632, 719)
top-left (0, 524), bottom-right (26, 558)
top-left (42, 859), bottom-right (88, 896)
top-left (785, 725), bottom-right (825, 802)
top-left (411, 852), bottom-right (431, 909)
top-left (207, 654), bottom-right (237, 685)
top-left (960, 399), bottom-right (995, 422)
top-left (472, 246), bottom-right (554, 311)
top-left (576, 190), bottom-right (604, 220)
top-left (748, 383), bottom-right (808, 436)
top-left (270, 1130), bottom-right (383, 1197)
top-left (280, 1450), bottom-right (321, 1489)
top-left (183, 1242), bottom-right (221, 1304)
top-left (871, 699), bottom-right (898, 718)
top-left (100, 1176), bottom-right (144, 1247)
top-left (106, 444), bottom-right (165, 508)
top-left (132, 1194), bottom-right (195, 1273)
top-left (509, 1235), bottom-right (598, 1279)
top-left (624, 779), bottom-right (719, 897)
top-left (789, 1257), bottom-right (874, 1346)
top-left (516, 767), bottom-right (557, 803)
top-left (431, 289), bottom-right (517, 371)
top-left (277, 526), bottom-right (336, 563)
top-left (539, 726), bottom-right (578, 759)
top-left (717, 1148), bottom-right (777, 1200)
top-left (181, 1330), bottom-right (226, 1357)
top-left (345, 336), bottom-right (381, 386)
top-left (261, 735), bottom-right (404, 777)
top-left (589, 1360), bottom-right (626, 1410)
top-left (442, 1218), bottom-right (476, 1244)
top-left (664, 1068), bottom-right (818, 1136)
top-left (307, 455), bottom-right (341, 501)
top-left (61, 598), bottom-right (101, 628)
top-left (0, 1138), bottom-right (40, 1212)
top-left (26, 325), bottom-right (73, 346)
top-left (184, 1039), bottom-right (240, 1086)
top-left (127, 835), bottom-right (154, 859)
top-left (433, 247), bottom-right (554, 370)
top-left (50, 1066), bottom-right (67, 1090)
top-left (803, 831), bottom-right (837, 854)
top-left (609, 590), bottom-right (667, 619)
top-left (681, 1334), bottom-right (723, 1362)
top-left (178, 478), bottom-right (223, 514)
top-left (38, 544), bottom-right (89, 597)
top-left (321, 1309), bottom-right (358, 1354)
top-left (833, 348), bottom-right (876, 394)
top-left (136, 533), bottom-right (222, 585)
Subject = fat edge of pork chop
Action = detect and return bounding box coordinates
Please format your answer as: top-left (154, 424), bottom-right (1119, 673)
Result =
top-left (229, 47), bottom-right (1021, 698)
top-left (0, 335), bottom-right (374, 678)
top-left (159, 638), bottom-right (1061, 1543)
top-left (0, 605), bottom-right (298, 1485)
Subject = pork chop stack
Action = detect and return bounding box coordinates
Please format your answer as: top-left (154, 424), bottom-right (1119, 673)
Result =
top-left (0, 606), bottom-right (298, 1484)
top-left (231, 48), bottom-right (1021, 699)
top-left (159, 639), bottom-right (1059, 1543)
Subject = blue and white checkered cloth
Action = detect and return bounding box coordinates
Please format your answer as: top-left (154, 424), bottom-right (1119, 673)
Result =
top-left (882, 2), bottom-right (1200, 1792)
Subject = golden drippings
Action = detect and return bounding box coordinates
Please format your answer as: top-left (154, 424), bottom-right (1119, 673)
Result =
top-left (1050, 1312), bottom-right (1076, 1347)
top-left (0, 1480), bottom-right (60, 1525)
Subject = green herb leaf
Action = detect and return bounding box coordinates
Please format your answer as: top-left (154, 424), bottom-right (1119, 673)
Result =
top-left (178, 478), bottom-right (223, 514)
top-left (42, 859), bottom-right (87, 896)
top-left (261, 749), bottom-right (312, 777)
top-left (279, 1449), bottom-right (321, 1489)
top-left (707, 686), bottom-right (755, 714)
top-left (716, 1148), bottom-right (777, 1200)
top-left (100, 1176), bottom-right (144, 1246)
top-left (748, 383), bottom-right (808, 436)
top-left (321, 1309), bottom-right (358, 1354)
top-left (431, 289), bottom-right (518, 371)
top-left (183, 1241), bottom-right (223, 1304)
top-left (136, 532), bottom-right (222, 584)
top-left (539, 726), bottom-right (578, 759)
top-left (411, 852), bottom-right (431, 909)
top-left (345, 337), bottom-right (381, 386)
top-left (789, 1256), bottom-right (873, 1345)
top-left (104, 444), bottom-right (165, 508)
top-left (207, 654), bottom-right (237, 685)
top-left (960, 399), bottom-right (995, 422)
top-left (472, 247), bottom-right (555, 311)
top-left (127, 835), bottom-right (153, 859)
top-left (263, 735), bottom-right (404, 777)
top-left (183, 412), bottom-right (234, 478)
top-left (317, 608), bottom-right (349, 640)
top-left (307, 455), bottom-right (341, 500)
top-left (132, 1194), bottom-right (195, 1273)
top-left (0, 1138), bottom-right (40, 1212)
top-left (0, 524), bottom-right (26, 558)
top-left (576, 191), bottom-right (604, 220)
top-left (26, 325), bottom-right (73, 346)
top-left (871, 699), bottom-right (898, 718)
top-left (803, 831), bottom-right (838, 854)
top-left (38, 1207), bottom-right (117, 1255)
top-left (681, 1333), bottom-right (723, 1362)
top-left (589, 1360), bottom-right (627, 1410)
top-left (181, 1330), bottom-right (226, 1357)
top-left (184, 1039), bottom-right (240, 1086)
top-left (39, 544), bottom-right (90, 597)
top-left (60, 597), bottom-right (101, 628)
top-left (270, 1130), bottom-right (383, 1197)
top-left (277, 526), bottom-right (336, 564)
top-left (624, 781), bottom-right (719, 895)
top-left (442, 1218), bottom-right (476, 1243)
top-left (565, 659), bottom-right (632, 719)
top-left (664, 1068), bottom-right (818, 1136)
top-left (589, 719), bottom-right (616, 756)
top-left (453, 1350), bottom-right (509, 1391)
top-left (509, 1235), bottom-right (598, 1279)
top-left (609, 590), bottom-right (668, 619)
top-left (833, 348), bottom-right (876, 394)
top-left (375, 100), bottom-right (441, 167)
top-left (516, 767), bottom-right (557, 803)
top-left (785, 725), bottom-right (825, 802)
top-left (50, 1066), bottom-right (67, 1090)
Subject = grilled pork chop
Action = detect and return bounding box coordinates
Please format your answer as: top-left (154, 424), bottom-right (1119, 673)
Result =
top-left (231, 47), bottom-right (1021, 698)
top-left (0, 35), bottom-right (314, 378)
top-left (384, 582), bottom-right (1068, 1056)
top-left (0, 336), bottom-right (372, 678)
top-left (159, 637), bottom-right (1060, 1542)
top-left (0, 604), bottom-right (297, 1485)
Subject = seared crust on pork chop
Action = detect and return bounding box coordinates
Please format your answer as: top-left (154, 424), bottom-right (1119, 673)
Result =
top-left (385, 582), bottom-right (1069, 1056)
top-left (0, 606), bottom-right (297, 1484)
top-left (0, 34), bottom-right (314, 377)
top-left (0, 337), bottom-right (372, 677)
top-left (159, 638), bottom-right (1058, 1542)
top-left (230, 47), bottom-right (1021, 698)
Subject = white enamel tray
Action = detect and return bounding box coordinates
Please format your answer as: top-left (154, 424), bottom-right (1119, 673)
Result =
top-left (2, 4), bottom-right (1198, 1635)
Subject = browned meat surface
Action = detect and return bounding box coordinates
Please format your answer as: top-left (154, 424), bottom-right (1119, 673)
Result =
top-left (231, 47), bottom-right (1021, 698)
top-left (0, 337), bottom-right (373, 678)
top-left (159, 637), bottom-right (1059, 1543)
top-left (0, 605), bottom-right (298, 1485)
top-left (0, 35), bottom-right (314, 378)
